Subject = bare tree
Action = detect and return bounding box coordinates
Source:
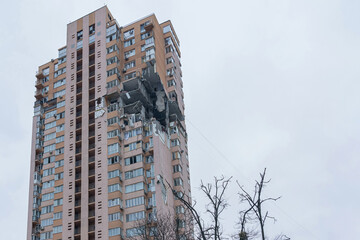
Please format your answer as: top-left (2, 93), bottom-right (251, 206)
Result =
top-left (125, 210), bottom-right (194, 240)
top-left (238, 204), bottom-right (254, 239)
top-left (167, 176), bottom-right (232, 240)
top-left (201, 176), bottom-right (232, 240)
top-left (147, 171), bottom-right (287, 240)
top-left (233, 207), bottom-right (258, 240)
top-left (125, 212), bottom-right (173, 240)
top-left (273, 234), bottom-right (290, 240)
top-left (170, 188), bottom-right (209, 240)
top-left (237, 168), bottom-right (281, 240)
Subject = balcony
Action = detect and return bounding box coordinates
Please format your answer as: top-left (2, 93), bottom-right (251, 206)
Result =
top-left (89, 210), bottom-right (95, 218)
top-left (75, 200), bottom-right (81, 207)
top-left (142, 54), bottom-right (155, 63)
top-left (89, 196), bottom-right (95, 204)
top-left (76, 134), bottom-right (82, 142)
top-left (75, 173), bottom-right (81, 180)
top-left (32, 215), bottom-right (39, 222)
top-left (31, 235), bottom-right (40, 240)
top-left (105, 85), bottom-right (121, 101)
top-left (89, 81), bottom-right (95, 89)
top-left (46, 98), bottom-right (57, 107)
top-left (35, 136), bottom-right (43, 143)
top-left (74, 213), bottom-right (81, 221)
top-left (34, 100), bottom-right (43, 108)
top-left (76, 88), bottom-right (82, 94)
top-left (89, 131), bottom-right (95, 138)
top-left (32, 202), bottom-right (40, 210)
top-left (33, 177), bottom-right (41, 185)
top-left (74, 227), bottom-right (81, 235)
top-left (34, 90), bottom-right (45, 100)
top-left (36, 120), bottom-right (43, 128)
top-left (75, 147), bottom-right (81, 154)
top-left (35, 154), bottom-right (42, 163)
top-left (88, 225), bottom-right (95, 232)
top-left (32, 225), bottom-right (41, 234)
top-left (35, 80), bottom-right (43, 89)
top-left (35, 71), bottom-right (44, 79)
top-left (33, 190), bottom-right (41, 198)
top-left (89, 118), bottom-right (95, 125)
top-left (144, 40), bottom-right (155, 50)
top-left (34, 171), bottom-right (41, 184)
top-left (144, 21), bottom-right (154, 31)
top-left (35, 144), bottom-right (43, 153)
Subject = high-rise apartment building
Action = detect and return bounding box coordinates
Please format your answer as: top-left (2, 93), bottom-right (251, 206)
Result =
top-left (27, 6), bottom-right (189, 240)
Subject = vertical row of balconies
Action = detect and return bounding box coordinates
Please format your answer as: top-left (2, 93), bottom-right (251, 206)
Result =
top-left (73, 40), bottom-right (98, 240)
top-left (163, 25), bottom-right (189, 223)
top-left (34, 72), bottom-right (48, 100)
top-left (31, 113), bottom-right (45, 240)
top-left (74, 44), bottom-right (83, 240)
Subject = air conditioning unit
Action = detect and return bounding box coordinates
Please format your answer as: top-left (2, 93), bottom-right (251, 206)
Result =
top-left (49, 151), bottom-right (53, 154)
top-left (40, 226), bottom-right (44, 231)
top-left (125, 57), bottom-right (129, 61)
top-left (122, 68), bottom-right (127, 73)
top-left (59, 96), bottom-right (63, 99)
top-left (170, 122), bottom-right (175, 127)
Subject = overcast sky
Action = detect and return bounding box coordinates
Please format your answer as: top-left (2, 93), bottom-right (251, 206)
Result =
top-left (1, 0), bottom-right (359, 239)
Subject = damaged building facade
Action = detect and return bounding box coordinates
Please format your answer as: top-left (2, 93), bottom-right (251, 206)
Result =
top-left (27, 6), bottom-right (190, 240)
